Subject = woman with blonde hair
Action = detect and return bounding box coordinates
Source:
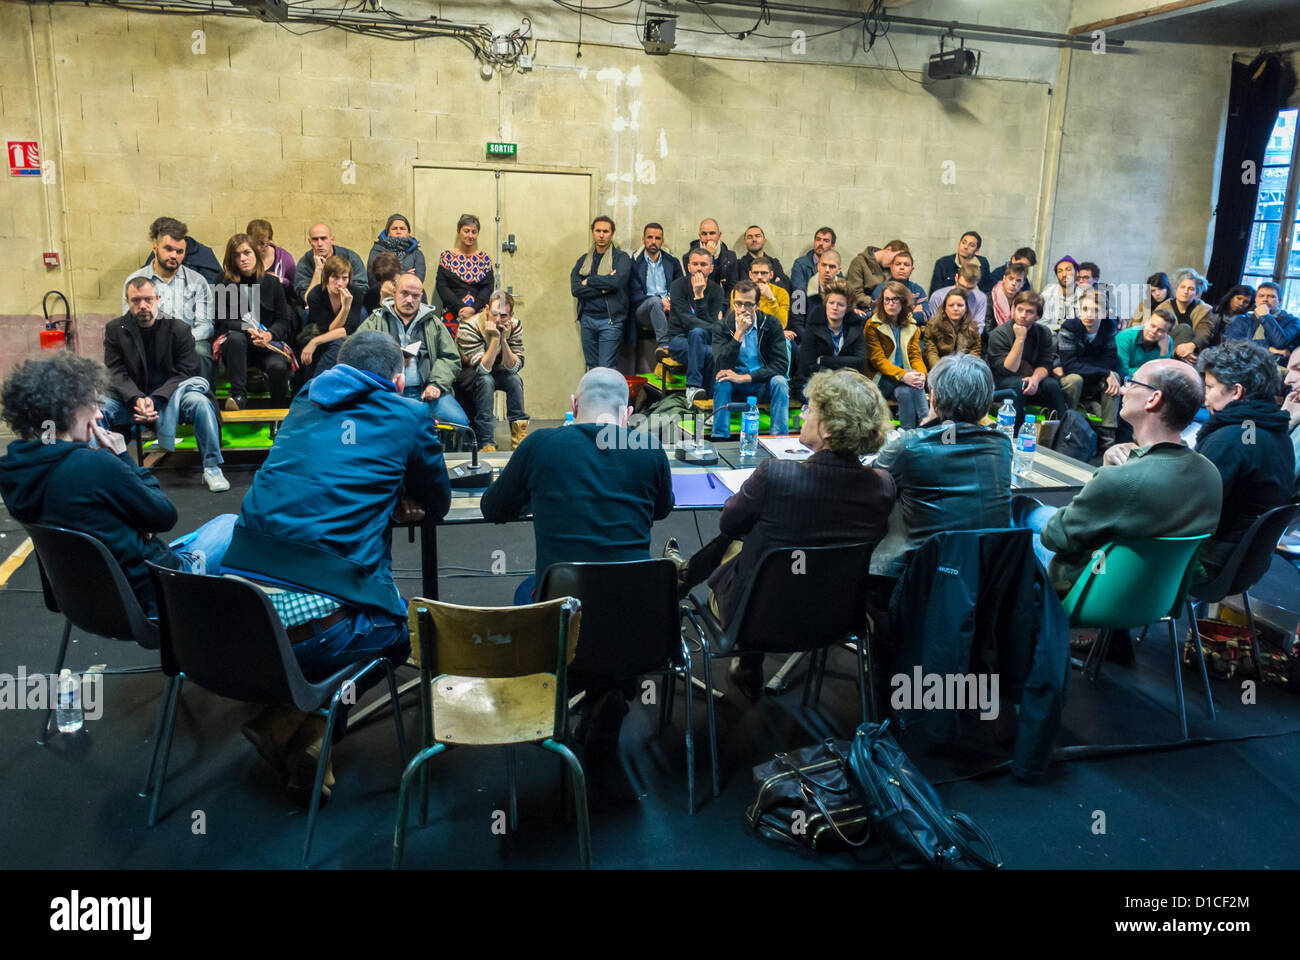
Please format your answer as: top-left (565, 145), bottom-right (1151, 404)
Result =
top-left (864, 279), bottom-right (927, 428)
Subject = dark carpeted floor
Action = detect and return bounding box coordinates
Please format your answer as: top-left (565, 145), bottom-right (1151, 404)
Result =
top-left (2, 444), bottom-right (1300, 870)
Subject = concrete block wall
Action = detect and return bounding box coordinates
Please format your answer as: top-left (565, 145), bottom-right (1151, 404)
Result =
top-left (0, 1), bottom-right (1235, 379)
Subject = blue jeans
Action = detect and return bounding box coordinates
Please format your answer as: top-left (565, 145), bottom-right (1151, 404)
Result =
top-left (580, 314), bottom-right (623, 369)
top-left (402, 384), bottom-right (470, 428)
top-left (668, 327), bottom-right (714, 388)
top-left (289, 608), bottom-right (410, 683)
top-left (168, 513), bottom-right (239, 575)
top-left (877, 377), bottom-right (927, 429)
top-left (466, 367), bottom-right (526, 449)
top-left (101, 394), bottom-right (224, 468)
top-left (711, 375), bottom-right (790, 439)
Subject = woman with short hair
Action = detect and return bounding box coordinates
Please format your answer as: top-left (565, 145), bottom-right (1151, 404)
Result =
top-left (436, 214), bottom-right (495, 326)
top-left (301, 255), bottom-right (365, 378)
top-left (1154, 267), bottom-right (1209, 360)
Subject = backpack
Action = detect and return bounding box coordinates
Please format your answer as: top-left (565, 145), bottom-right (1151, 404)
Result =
top-left (1052, 409), bottom-right (1097, 462)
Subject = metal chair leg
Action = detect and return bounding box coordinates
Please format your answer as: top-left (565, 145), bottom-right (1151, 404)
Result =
top-left (37, 620), bottom-right (72, 745)
top-left (765, 651), bottom-right (806, 693)
top-left (1167, 618), bottom-right (1188, 740)
top-left (540, 739), bottom-right (592, 869)
top-left (147, 675), bottom-right (184, 827)
top-left (506, 746), bottom-right (519, 834)
top-left (1243, 590), bottom-right (1266, 684)
top-left (1187, 608), bottom-right (1216, 722)
top-left (140, 675), bottom-right (176, 797)
top-left (801, 650), bottom-right (817, 707)
top-left (813, 646), bottom-right (829, 705)
top-left (680, 638), bottom-right (696, 815)
top-left (656, 669), bottom-right (672, 737)
top-left (852, 635), bottom-right (870, 726)
top-left (301, 696), bottom-right (344, 869)
top-left (385, 663), bottom-right (409, 767)
top-left (392, 742), bottom-right (447, 869)
top-left (701, 653), bottom-right (720, 798)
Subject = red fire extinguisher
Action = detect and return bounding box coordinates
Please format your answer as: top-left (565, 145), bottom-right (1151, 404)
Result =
top-left (41, 291), bottom-right (71, 350)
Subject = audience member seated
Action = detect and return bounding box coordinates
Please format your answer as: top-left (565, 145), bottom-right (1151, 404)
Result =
top-left (358, 273), bottom-right (469, 427)
top-left (736, 225), bottom-right (790, 290)
top-left (1058, 289), bottom-right (1121, 448)
top-left (789, 226), bottom-right (836, 298)
top-left (682, 218), bottom-right (739, 296)
top-left (294, 222), bottom-right (368, 303)
top-left (1154, 268), bottom-right (1211, 360)
top-left (1129, 271), bottom-right (1172, 331)
top-left (570, 215), bottom-right (632, 371)
top-left (677, 369), bottom-right (895, 700)
top-left (363, 250), bottom-right (404, 315)
top-left (0, 352), bottom-right (236, 618)
top-left (927, 262), bottom-right (988, 332)
top-left (796, 280), bottom-right (866, 390)
top-left (1074, 262), bottom-right (1116, 321)
top-left (790, 247), bottom-right (845, 347)
top-left (847, 239), bottom-right (905, 312)
top-left (480, 368), bottom-right (673, 760)
top-left (709, 280), bottom-right (790, 440)
top-left (865, 280), bottom-right (927, 429)
top-left (124, 216), bottom-right (215, 386)
top-left (628, 221), bottom-right (682, 360)
top-left (1115, 308), bottom-right (1176, 380)
top-left (435, 214), bottom-right (495, 325)
top-left (986, 290), bottom-right (1071, 432)
top-left (1017, 359), bottom-right (1222, 606)
top-left (747, 256), bottom-right (789, 330)
top-left (1224, 281), bottom-right (1300, 365)
top-left (988, 260), bottom-right (1029, 330)
top-left (1283, 346), bottom-right (1300, 480)
top-left (367, 213), bottom-right (425, 282)
top-left (872, 249), bottom-right (928, 324)
top-left (668, 246), bottom-right (725, 406)
top-left (215, 233), bottom-right (295, 410)
top-left (247, 218), bottom-right (297, 307)
top-left (870, 353), bottom-right (1011, 576)
top-left (104, 278), bottom-right (228, 492)
top-left (222, 331), bottom-right (450, 805)
top-left (924, 289), bottom-right (982, 368)
top-left (456, 290), bottom-right (527, 452)
top-left (301, 255), bottom-right (365, 379)
top-left (1041, 255), bottom-right (1079, 334)
top-left (140, 214), bottom-right (222, 284)
top-left (929, 230), bottom-right (991, 296)
top-left (984, 247), bottom-right (1036, 295)
top-left (1202, 284), bottom-right (1254, 352)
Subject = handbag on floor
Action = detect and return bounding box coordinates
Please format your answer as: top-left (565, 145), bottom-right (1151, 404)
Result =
top-left (1035, 409), bottom-right (1060, 449)
top-left (744, 739), bottom-right (870, 850)
top-left (847, 720), bottom-right (1003, 869)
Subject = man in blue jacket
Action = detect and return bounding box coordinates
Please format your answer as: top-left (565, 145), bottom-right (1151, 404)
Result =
top-left (628, 221), bottom-right (683, 359)
top-left (223, 330), bottom-right (451, 804)
top-left (570, 215), bottom-right (632, 371)
top-left (1224, 282), bottom-right (1300, 366)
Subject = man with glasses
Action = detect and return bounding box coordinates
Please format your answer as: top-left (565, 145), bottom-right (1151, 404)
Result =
top-left (709, 280), bottom-right (790, 439)
top-left (745, 256), bottom-right (789, 328)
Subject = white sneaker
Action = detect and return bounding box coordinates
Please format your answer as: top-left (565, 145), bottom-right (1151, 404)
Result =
top-left (686, 387), bottom-right (704, 406)
top-left (203, 467), bottom-right (230, 492)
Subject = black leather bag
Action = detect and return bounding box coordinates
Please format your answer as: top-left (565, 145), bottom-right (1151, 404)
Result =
top-left (847, 720), bottom-right (1003, 869)
top-left (744, 739), bottom-right (870, 851)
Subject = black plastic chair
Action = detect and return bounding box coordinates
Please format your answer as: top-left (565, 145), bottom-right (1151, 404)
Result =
top-left (537, 558), bottom-right (698, 813)
top-left (1191, 502), bottom-right (1300, 692)
top-left (679, 542), bottom-right (876, 799)
top-left (145, 563), bottom-right (408, 868)
top-left (21, 524), bottom-right (166, 783)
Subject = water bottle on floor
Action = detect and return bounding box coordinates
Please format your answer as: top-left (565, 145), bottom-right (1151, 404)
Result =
top-left (1013, 415), bottom-right (1037, 479)
top-left (997, 399), bottom-right (1017, 444)
top-left (739, 397), bottom-right (760, 457)
top-left (564, 411), bottom-right (575, 426)
top-left (56, 668), bottom-right (83, 734)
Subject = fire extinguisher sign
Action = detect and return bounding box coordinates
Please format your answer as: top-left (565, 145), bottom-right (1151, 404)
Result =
top-left (8, 141), bottom-right (40, 176)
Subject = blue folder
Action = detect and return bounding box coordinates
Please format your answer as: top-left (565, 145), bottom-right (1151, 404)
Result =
top-left (671, 472), bottom-right (733, 508)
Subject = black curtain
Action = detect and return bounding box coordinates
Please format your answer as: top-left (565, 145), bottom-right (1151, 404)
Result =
top-left (1204, 53), bottom-right (1296, 306)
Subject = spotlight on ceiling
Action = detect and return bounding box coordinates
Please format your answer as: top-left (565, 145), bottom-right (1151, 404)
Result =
top-left (928, 32), bottom-right (980, 80)
top-left (643, 15), bottom-right (678, 56)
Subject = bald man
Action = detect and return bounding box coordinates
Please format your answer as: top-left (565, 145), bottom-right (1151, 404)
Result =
top-left (682, 218), bottom-right (739, 297)
top-left (295, 222), bottom-right (369, 301)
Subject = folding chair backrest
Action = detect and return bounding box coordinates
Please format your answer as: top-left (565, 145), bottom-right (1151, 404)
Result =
top-left (408, 596), bottom-right (581, 679)
top-left (1221, 502), bottom-right (1300, 597)
top-left (148, 564), bottom-right (297, 704)
top-left (23, 522), bottom-right (157, 649)
top-left (1061, 535), bottom-right (1210, 630)
top-left (537, 559), bottom-right (678, 679)
top-left (726, 542), bottom-right (873, 652)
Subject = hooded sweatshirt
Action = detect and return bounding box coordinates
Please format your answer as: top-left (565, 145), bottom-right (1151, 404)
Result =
top-left (221, 363), bottom-right (451, 617)
top-left (0, 440), bottom-right (179, 616)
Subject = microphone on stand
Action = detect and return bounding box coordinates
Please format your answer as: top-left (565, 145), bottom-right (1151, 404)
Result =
top-left (435, 421), bottom-right (495, 489)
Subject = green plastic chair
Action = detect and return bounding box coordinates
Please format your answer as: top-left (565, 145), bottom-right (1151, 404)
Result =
top-left (1060, 534), bottom-right (1212, 739)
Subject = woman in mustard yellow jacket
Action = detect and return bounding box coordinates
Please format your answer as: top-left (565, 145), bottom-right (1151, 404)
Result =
top-left (865, 279), bottom-right (927, 428)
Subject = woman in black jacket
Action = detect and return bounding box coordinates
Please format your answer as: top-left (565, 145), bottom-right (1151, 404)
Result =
top-left (796, 280), bottom-right (866, 388)
top-left (302, 254), bottom-right (364, 379)
top-left (216, 233), bottom-right (295, 409)
top-left (435, 214), bottom-right (495, 325)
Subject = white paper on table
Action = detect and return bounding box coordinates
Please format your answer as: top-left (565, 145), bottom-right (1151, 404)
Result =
top-left (713, 468), bottom-right (756, 493)
top-left (759, 435), bottom-right (813, 460)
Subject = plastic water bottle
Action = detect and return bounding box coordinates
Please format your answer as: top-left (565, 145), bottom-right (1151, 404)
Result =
top-left (56, 669), bottom-right (83, 734)
top-left (996, 399), bottom-right (1017, 444)
top-left (564, 411), bottom-right (575, 426)
top-left (739, 397), bottom-right (760, 457)
top-left (1013, 415), bottom-right (1037, 479)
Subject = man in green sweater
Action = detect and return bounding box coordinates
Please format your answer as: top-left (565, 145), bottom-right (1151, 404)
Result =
top-left (1115, 310), bottom-right (1175, 380)
top-left (1016, 357), bottom-right (1222, 597)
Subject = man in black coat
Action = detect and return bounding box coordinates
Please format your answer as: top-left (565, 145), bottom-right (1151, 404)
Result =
top-left (668, 247), bottom-right (726, 405)
top-left (681, 218), bottom-right (739, 297)
top-left (1058, 289), bottom-right (1122, 447)
top-left (104, 277), bottom-right (228, 492)
top-left (709, 280), bottom-right (791, 439)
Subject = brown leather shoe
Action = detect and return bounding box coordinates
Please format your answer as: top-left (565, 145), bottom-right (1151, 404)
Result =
top-left (510, 419), bottom-right (529, 450)
top-left (285, 715), bottom-right (334, 808)
top-left (241, 705), bottom-right (310, 781)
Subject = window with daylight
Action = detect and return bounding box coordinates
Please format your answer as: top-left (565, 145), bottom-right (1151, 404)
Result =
top-left (1242, 108), bottom-right (1300, 313)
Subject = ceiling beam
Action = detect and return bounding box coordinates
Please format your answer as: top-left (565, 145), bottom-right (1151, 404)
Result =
top-left (1068, 0), bottom-right (1242, 36)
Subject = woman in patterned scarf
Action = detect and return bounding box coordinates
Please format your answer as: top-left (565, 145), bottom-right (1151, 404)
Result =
top-left (436, 214), bottom-right (496, 327)
top-left (366, 213), bottom-right (425, 283)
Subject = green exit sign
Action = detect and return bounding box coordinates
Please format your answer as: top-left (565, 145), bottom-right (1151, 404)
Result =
top-left (486, 142), bottom-right (517, 157)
